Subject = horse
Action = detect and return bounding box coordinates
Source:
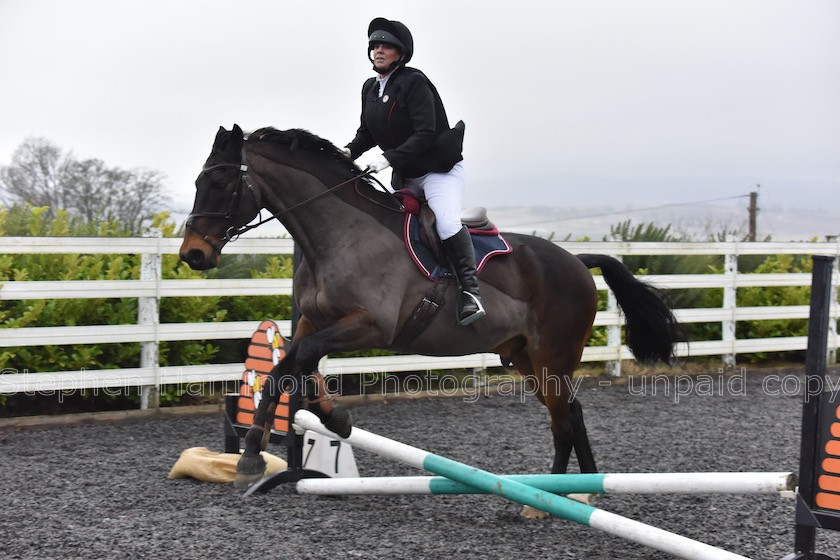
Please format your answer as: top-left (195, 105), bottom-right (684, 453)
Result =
top-left (179, 124), bottom-right (679, 502)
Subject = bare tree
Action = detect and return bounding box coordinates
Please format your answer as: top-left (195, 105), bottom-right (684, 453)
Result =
top-left (61, 158), bottom-right (117, 224)
top-left (0, 138), bottom-right (73, 210)
top-left (0, 137), bottom-right (170, 234)
top-left (105, 168), bottom-right (169, 235)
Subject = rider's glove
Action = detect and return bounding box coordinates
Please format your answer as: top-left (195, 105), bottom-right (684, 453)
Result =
top-left (366, 154), bottom-right (391, 173)
top-left (339, 147), bottom-right (352, 159)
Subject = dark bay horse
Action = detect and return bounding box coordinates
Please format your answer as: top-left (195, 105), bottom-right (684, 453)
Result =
top-left (180, 125), bottom-right (678, 495)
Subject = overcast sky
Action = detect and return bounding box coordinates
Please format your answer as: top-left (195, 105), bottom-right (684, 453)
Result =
top-left (2, 0), bottom-right (838, 230)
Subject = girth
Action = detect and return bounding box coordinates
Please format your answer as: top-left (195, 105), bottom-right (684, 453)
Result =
top-left (391, 279), bottom-right (449, 349)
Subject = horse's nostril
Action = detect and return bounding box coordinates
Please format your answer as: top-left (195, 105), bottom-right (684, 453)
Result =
top-left (182, 249), bottom-right (206, 269)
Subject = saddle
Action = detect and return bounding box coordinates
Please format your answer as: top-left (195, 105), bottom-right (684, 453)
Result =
top-left (396, 190), bottom-right (511, 282)
top-left (390, 191), bottom-right (511, 345)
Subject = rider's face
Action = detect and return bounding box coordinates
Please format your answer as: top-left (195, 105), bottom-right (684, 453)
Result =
top-left (371, 42), bottom-right (402, 73)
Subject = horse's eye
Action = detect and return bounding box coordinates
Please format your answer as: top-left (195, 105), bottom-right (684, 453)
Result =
top-left (207, 171), bottom-right (234, 190)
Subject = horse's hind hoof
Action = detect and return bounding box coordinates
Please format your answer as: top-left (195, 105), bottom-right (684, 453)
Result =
top-left (235, 453), bottom-right (267, 490)
top-left (521, 505), bottom-right (550, 519)
top-left (566, 493), bottom-right (593, 506)
top-left (323, 406), bottom-right (352, 438)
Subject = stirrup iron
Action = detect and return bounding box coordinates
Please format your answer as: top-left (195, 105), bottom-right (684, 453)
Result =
top-left (459, 291), bottom-right (486, 326)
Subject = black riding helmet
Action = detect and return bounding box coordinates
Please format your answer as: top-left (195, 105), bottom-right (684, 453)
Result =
top-left (367, 17), bottom-right (414, 72)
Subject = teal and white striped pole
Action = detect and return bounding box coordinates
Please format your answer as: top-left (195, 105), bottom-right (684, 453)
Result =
top-left (294, 410), bottom-right (751, 560)
top-left (297, 471), bottom-right (796, 496)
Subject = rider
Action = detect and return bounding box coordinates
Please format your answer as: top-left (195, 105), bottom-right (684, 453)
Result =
top-left (340, 17), bottom-right (485, 327)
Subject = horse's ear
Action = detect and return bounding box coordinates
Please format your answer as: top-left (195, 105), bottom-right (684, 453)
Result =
top-left (230, 125), bottom-right (245, 152)
top-left (211, 125), bottom-right (243, 154)
top-left (212, 126), bottom-right (229, 151)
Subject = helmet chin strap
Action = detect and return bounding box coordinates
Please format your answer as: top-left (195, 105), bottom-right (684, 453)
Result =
top-left (368, 51), bottom-right (404, 75)
top-left (372, 60), bottom-right (401, 74)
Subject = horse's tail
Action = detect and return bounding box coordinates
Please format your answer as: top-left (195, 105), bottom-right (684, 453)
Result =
top-left (577, 254), bottom-right (679, 364)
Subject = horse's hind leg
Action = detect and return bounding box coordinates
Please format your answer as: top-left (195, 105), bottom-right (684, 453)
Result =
top-left (542, 373), bottom-right (599, 475)
top-left (569, 397), bottom-right (597, 473)
top-left (541, 395), bottom-right (601, 510)
top-left (510, 353), bottom-right (572, 518)
top-left (517, 349), bottom-right (599, 517)
top-left (511, 352), bottom-right (578, 474)
top-left (545, 390), bottom-right (576, 475)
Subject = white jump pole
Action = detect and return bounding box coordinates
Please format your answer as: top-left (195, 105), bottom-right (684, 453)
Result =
top-left (294, 410), bottom-right (751, 560)
top-left (297, 471), bottom-right (796, 496)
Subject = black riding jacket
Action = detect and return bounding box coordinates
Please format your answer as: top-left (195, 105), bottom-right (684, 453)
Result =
top-left (346, 66), bottom-right (464, 183)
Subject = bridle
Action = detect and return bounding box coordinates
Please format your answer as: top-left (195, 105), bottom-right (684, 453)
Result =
top-left (185, 148), bottom-right (255, 255)
top-left (186, 144), bottom-right (403, 254)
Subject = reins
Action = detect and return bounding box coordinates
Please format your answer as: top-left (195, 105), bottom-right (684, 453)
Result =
top-left (354, 173), bottom-right (406, 213)
top-left (271, 168), bottom-right (402, 219)
top-left (186, 144), bottom-right (404, 253)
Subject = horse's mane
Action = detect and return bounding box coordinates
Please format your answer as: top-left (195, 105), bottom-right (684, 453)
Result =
top-left (245, 127), bottom-right (403, 215)
top-left (249, 127), bottom-right (368, 179)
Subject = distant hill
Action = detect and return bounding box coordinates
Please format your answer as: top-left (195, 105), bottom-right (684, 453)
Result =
top-left (486, 204), bottom-right (840, 242)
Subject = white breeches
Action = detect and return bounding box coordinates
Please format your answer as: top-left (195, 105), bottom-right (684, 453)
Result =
top-left (402, 161), bottom-right (466, 240)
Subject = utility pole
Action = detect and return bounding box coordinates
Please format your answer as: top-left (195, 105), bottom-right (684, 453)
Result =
top-left (748, 189), bottom-right (758, 242)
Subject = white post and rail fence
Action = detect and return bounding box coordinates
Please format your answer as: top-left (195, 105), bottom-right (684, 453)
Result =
top-left (1, 236), bottom-right (838, 408)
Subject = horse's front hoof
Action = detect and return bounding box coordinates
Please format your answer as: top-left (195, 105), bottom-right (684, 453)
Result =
top-left (323, 406), bottom-right (352, 438)
top-left (235, 453), bottom-right (267, 489)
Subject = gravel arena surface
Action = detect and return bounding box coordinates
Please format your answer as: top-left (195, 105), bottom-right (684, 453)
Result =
top-left (2, 369), bottom-right (840, 560)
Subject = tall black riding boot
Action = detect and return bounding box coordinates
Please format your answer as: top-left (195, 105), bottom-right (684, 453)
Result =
top-left (441, 226), bottom-right (486, 326)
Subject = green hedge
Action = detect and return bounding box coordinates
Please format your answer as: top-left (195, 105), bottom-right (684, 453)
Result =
top-left (0, 206), bottom-right (292, 411)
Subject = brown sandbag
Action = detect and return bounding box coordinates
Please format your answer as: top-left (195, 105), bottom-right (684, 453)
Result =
top-left (168, 447), bottom-right (288, 483)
